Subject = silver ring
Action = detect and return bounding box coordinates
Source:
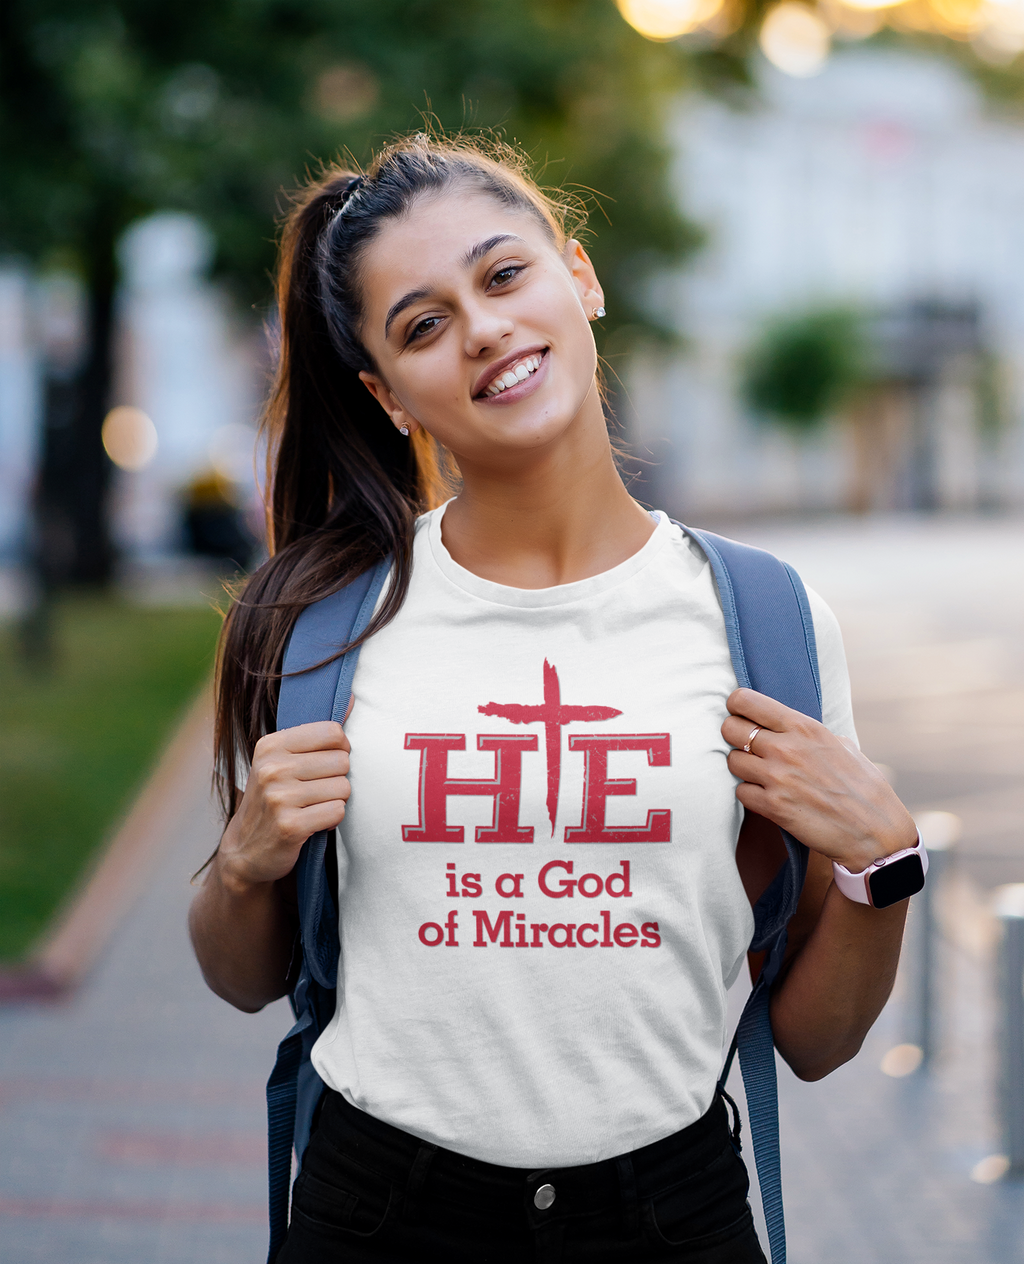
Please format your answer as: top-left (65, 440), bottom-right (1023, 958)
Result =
top-left (742, 726), bottom-right (761, 753)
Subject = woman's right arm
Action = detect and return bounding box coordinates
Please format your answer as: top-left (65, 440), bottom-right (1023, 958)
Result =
top-left (188, 721), bottom-right (352, 1013)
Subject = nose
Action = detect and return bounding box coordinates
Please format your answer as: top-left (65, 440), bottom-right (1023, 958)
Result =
top-left (462, 295), bottom-right (514, 360)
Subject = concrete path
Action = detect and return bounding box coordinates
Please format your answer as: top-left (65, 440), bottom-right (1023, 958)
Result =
top-left (0, 513), bottom-right (1021, 1263)
top-left (727, 514), bottom-right (1024, 1264)
top-left (0, 718), bottom-right (290, 1264)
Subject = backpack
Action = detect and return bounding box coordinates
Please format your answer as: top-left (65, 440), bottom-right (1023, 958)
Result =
top-left (266, 526), bottom-right (821, 1264)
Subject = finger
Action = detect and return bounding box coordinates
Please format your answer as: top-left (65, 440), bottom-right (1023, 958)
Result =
top-left (722, 715), bottom-right (777, 752)
top-left (734, 780), bottom-right (776, 818)
top-left (726, 748), bottom-right (770, 787)
top-left (292, 749), bottom-right (350, 781)
top-left (290, 776), bottom-right (351, 810)
top-left (279, 721), bottom-right (350, 754)
top-left (726, 688), bottom-right (800, 731)
top-left (293, 799), bottom-right (349, 835)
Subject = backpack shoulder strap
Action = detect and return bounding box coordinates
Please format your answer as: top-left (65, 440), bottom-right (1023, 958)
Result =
top-left (681, 525), bottom-right (822, 1264)
top-left (265, 556), bottom-right (392, 1264)
top-left (684, 527), bottom-right (821, 718)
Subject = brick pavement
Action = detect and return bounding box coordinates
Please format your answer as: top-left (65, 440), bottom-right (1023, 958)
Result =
top-left (1, 514), bottom-right (1021, 1263)
top-left (0, 724), bottom-right (289, 1264)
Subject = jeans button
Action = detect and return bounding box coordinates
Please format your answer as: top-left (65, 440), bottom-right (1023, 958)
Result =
top-left (534, 1183), bottom-right (556, 1210)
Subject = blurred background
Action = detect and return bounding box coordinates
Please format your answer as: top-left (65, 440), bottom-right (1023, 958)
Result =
top-left (1, 1), bottom-right (1023, 1261)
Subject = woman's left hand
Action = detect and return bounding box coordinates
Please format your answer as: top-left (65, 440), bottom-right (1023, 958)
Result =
top-left (722, 687), bottom-right (917, 875)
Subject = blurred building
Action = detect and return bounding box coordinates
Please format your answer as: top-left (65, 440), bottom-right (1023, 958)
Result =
top-left (0, 213), bottom-right (264, 593)
top-left (0, 267), bottom-right (41, 564)
top-left (110, 212), bottom-right (264, 561)
top-left (629, 47), bottom-right (1024, 517)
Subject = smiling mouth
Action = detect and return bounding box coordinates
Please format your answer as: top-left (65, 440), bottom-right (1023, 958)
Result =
top-left (477, 350), bottom-right (547, 398)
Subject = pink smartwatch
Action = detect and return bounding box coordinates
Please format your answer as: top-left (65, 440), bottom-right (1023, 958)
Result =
top-left (832, 833), bottom-right (927, 909)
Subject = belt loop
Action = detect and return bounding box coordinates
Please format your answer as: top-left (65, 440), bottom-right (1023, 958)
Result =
top-left (717, 1082), bottom-right (744, 1156)
top-left (616, 1155), bottom-right (639, 1234)
top-left (401, 1140), bottom-right (438, 1224)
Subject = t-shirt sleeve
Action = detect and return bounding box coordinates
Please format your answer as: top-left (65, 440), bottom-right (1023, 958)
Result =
top-left (806, 585), bottom-right (859, 747)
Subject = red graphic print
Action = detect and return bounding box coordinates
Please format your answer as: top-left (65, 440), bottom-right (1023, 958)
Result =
top-left (478, 661), bottom-right (621, 835)
top-left (402, 733), bottom-right (538, 842)
top-left (564, 735), bottom-right (671, 842)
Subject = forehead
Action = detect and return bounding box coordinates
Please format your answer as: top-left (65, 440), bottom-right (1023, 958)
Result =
top-left (356, 189), bottom-right (554, 313)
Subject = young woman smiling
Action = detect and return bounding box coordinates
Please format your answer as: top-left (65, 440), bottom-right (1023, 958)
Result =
top-left (190, 136), bottom-right (919, 1263)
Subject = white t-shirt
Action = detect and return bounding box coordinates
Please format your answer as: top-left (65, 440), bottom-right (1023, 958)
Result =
top-left (310, 506), bottom-right (856, 1167)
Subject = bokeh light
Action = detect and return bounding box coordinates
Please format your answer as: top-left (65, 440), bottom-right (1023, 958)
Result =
top-left (617, 0), bottom-right (1024, 62)
top-left (975, 0), bottom-right (1024, 58)
top-left (880, 1043), bottom-right (924, 1077)
top-left (839, 0), bottom-right (896, 13)
top-left (760, 3), bottom-right (832, 75)
top-left (311, 63), bottom-right (379, 122)
top-left (616, 0), bottom-right (725, 39)
top-left (101, 406), bottom-right (159, 471)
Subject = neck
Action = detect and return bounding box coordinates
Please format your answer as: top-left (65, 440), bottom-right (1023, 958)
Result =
top-left (440, 387), bottom-right (655, 588)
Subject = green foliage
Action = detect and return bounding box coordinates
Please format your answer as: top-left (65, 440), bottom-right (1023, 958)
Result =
top-left (0, 599), bottom-right (221, 961)
top-left (741, 307), bottom-right (868, 431)
top-left (0, 0), bottom-right (704, 337)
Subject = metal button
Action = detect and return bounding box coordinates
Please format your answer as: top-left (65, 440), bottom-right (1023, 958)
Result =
top-left (534, 1183), bottom-right (556, 1210)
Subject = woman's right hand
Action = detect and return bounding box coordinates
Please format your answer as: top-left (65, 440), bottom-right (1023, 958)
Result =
top-left (217, 721), bottom-right (352, 891)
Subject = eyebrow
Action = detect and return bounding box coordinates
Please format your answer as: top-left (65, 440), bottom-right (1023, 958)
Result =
top-left (383, 234), bottom-right (528, 340)
top-left (460, 233), bottom-right (525, 270)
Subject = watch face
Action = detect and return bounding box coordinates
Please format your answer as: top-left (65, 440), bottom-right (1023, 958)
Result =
top-left (868, 853), bottom-right (925, 909)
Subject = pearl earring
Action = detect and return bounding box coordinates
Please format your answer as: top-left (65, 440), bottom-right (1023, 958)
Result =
top-left (593, 306), bottom-right (606, 320)
top-left (399, 425), bottom-right (410, 437)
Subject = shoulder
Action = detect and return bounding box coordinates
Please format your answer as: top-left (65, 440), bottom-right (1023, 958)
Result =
top-left (675, 522), bottom-right (858, 744)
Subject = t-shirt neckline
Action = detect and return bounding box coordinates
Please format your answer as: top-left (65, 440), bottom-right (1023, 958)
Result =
top-left (424, 502), bottom-right (674, 609)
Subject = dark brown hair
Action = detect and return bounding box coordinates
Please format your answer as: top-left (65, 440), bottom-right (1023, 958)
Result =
top-left (214, 133), bottom-right (581, 822)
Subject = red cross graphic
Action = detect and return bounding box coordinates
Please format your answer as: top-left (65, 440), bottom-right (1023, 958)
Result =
top-left (478, 660), bottom-right (621, 836)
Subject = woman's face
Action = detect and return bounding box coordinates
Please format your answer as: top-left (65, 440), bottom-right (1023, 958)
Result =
top-left (355, 187), bottom-right (605, 469)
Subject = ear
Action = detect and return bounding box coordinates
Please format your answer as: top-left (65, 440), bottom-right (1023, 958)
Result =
top-left (562, 239), bottom-right (604, 321)
top-left (358, 371), bottom-right (421, 436)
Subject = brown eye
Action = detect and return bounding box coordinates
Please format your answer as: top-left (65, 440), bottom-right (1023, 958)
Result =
top-left (409, 316), bottom-right (441, 342)
top-left (489, 265), bottom-right (523, 288)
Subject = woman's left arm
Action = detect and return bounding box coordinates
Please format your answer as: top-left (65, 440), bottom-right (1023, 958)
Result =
top-left (725, 687), bottom-right (918, 1083)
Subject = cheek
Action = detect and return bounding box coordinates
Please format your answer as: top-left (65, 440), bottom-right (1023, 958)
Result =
top-left (391, 350), bottom-right (463, 414)
top-left (540, 282), bottom-right (595, 367)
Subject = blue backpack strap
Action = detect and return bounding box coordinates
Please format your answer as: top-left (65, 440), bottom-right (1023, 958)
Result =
top-left (683, 527), bottom-right (823, 1264)
top-left (266, 556), bottom-right (392, 1263)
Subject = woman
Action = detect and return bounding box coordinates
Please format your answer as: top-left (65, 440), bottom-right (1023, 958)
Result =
top-left (190, 135), bottom-right (918, 1263)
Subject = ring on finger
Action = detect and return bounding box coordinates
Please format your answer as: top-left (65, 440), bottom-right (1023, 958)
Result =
top-left (742, 726), bottom-right (761, 753)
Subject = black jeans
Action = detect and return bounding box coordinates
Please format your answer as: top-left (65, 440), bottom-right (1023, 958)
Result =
top-left (277, 1090), bottom-right (767, 1263)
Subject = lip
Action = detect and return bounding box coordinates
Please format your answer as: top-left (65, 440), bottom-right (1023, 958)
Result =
top-left (472, 344), bottom-right (549, 400)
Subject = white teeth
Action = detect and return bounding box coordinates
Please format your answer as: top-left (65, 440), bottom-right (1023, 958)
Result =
top-left (483, 353), bottom-right (543, 397)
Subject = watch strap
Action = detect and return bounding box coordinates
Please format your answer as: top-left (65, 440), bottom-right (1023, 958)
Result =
top-left (832, 831), bottom-right (927, 907)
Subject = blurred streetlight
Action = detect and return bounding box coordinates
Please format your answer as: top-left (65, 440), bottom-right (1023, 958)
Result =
top-left (975, 0), bottom-right (1024, 61)
top-left (760, 3), bottom-right (832, 76)
top-left (101, 407), bottom-right (159, 472)
top-left (616, 0), bottom-right (1024, 76)
top-left (616, 0), bottom-right (724, 39)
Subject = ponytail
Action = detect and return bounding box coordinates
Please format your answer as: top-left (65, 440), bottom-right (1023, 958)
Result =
top-left (213, 135), bottom-right (579, 824)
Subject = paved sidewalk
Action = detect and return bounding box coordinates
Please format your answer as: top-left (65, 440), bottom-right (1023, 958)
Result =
top-left (0, 514), bottom-right (1021, 1263)
top-left (729, 514), bottom-right (1024, 1264)
top-left (0, 722), bottom-right (289, 1264)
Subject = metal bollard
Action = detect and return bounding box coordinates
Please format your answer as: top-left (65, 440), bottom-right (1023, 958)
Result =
top-left (905, 811), bottom-right (961, 1065)
top-left (993, 883), bottom-right (1024, 1175)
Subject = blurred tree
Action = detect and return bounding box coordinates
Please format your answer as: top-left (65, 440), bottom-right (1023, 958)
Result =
top-left (741, 307), bottom-right (868, 430)
top-left (0, 0), bottom-right (703, 585)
